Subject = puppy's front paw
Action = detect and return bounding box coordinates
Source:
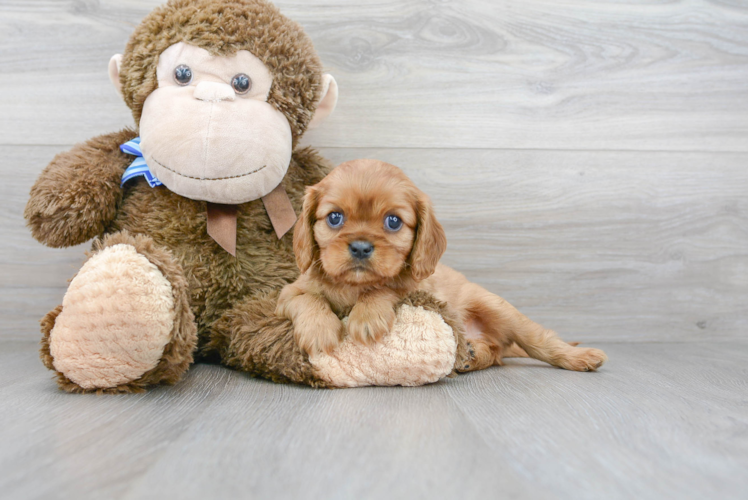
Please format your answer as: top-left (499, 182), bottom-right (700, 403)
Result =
top-left (347, 304), bottom-right (396, 346)
top-left (294, 312), bottom-right (346, 356)
top-left (558, 347), bottom-right (608, 372)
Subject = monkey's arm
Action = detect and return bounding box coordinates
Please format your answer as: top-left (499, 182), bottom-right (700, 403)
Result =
top-left (25, 128), bottom-right (137, 248)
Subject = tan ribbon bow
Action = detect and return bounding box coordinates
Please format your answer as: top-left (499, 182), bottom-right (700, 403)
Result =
top-left (206, 184), bottom-right (297, 256)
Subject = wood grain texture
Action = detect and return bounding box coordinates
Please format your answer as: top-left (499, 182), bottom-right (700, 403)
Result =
top-left (444, 340), bottom-right (748, 500)
top-left (5, 145), bottom-right (746, 341)
top-left (1, 340), bottom-right (746, 500)
top-left (0, 0), bottom-right (747, 150)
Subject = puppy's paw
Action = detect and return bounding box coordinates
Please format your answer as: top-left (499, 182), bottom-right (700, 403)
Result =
top-left (557, 347), bottom-right (608, 372)
top-left (294, 312), bottom-right (346, 356)
top-left (275, 284), bottom-right (300, 318)
top-left (347, 303), bottom-right (396, 346)
top-left (457, 340), bottom-right (495, 372)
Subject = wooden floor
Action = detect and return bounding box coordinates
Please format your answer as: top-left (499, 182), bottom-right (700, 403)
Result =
top-left (1, 340), bottom-right (746, 500)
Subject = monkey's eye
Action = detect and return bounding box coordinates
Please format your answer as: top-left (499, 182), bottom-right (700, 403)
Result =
top-left (231, 73), bottom-right (252, 94)
top-left (174, 65), bottom-right (193, 86)
top-left (385, 215), bottom-right (403, 232)
top-left (327, 212), bottom-right (344, 229)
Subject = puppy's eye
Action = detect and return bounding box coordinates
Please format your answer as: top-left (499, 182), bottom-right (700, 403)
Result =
top-left (385, 215), bottom-right (403, 232)
top-left (174, 65), bottom-right (193, 86)
top-left (327, 212), bottom-right (344, 228)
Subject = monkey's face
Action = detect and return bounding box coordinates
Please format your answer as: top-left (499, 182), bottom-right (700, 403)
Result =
top-left (138, 42), bottom-right (292, 204)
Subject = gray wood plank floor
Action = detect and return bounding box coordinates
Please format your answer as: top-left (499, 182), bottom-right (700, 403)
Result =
top-left (2, 0), bottom-right (747, 151)
top-left (2, 340), bottom-right (746, 500)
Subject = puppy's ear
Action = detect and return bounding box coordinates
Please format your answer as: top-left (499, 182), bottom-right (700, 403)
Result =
top-left (409, 192), bottom-right (447, 281)
top-left (294, 186), bottom-right (320, 273)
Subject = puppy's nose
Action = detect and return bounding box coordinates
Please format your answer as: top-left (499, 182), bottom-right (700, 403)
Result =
top-left (349, 241), bottom-right (374, 260)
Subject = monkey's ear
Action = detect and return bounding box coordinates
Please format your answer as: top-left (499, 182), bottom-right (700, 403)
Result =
top-left (308, 74), bottom-right (338, 130)
top-left (108, 54), bottom-right (123, 97)
top-left (293, 186), bottom-right (321, 273)
top-left (409, 193), bottom-right (447, 281)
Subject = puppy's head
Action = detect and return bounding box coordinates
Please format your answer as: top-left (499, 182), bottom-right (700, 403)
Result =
top-left (294, 159), bottom-right (447, 286)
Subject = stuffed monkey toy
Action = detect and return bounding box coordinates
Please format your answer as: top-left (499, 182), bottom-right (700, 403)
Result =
top-left (25, 0), bottom-right (468, 392)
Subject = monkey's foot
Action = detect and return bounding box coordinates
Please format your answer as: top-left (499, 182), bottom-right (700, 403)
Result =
top-left (41, 232), bottom-right (197, 393)
top-left (310, 294), bottom-right (459, 387)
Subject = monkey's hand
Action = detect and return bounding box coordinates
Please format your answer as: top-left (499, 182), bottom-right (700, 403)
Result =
top-left (346, 289), bottom-right (399, 346)
top-left (24, 128), bottom-right (137, 248)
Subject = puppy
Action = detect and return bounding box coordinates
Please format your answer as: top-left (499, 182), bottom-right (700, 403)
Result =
top-left (276, 159), bottom-right (607, 372)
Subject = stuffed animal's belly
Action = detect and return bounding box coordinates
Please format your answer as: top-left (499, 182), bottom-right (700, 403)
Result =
top-left (109, 183), bottom-right (298, 334)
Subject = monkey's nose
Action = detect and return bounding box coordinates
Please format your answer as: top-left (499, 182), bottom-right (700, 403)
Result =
top-left (193, 81), bottom-right (235, 102)
top-left (349, 241), bottom-right (374, 260)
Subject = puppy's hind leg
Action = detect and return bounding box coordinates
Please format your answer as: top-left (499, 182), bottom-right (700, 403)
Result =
top-left (502, 341), bottom-right (579, 358)
top-left (502, 343), bottom-right (529, 358)
top-left (458, 318), bottom-right (515, 372)
top-left (462, 284), bottom-right (607, 372)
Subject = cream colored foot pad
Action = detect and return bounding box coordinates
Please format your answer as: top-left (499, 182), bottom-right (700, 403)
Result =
top-left (310, 305), bottom-right (456, 388)
top-left (50, 244), bottom-right (176, 389)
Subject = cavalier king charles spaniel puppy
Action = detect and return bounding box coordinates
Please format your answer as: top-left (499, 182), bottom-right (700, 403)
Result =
top-left (276, 159), bottom-right (607, 372)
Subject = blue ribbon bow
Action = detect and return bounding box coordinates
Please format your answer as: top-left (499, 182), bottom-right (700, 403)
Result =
top-left (120, 137), bottom-right (163, 188)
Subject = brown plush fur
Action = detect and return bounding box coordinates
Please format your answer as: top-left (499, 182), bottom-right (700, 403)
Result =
top-left (30, 133), bottom-right (331, 391)
top-left (209, 291), bottom-right (328, 387)
top-left (40, 231), bottom-right (198, 394)
top-left (120, 0), bottom-right (323, 145)
top-left (39, 305), bottom-right (62, 372)
top-left (26, 1), bottom-right (333, 391)
top-left (93, 232), bottom-right (198, 390)
top-left (24, 128), bottom-right (136, 248)
top-left (110, 146), bottom-right (331, 353)
top-left (208, 289), bottom-right (469, 386)
top-left (280, 160), bottom-right (607, 372)
top-left (26, 0), bottom-right (468, 391)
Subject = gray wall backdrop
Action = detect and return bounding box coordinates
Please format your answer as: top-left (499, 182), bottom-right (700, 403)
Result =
top-left (2, 0), bottom-right (747, 341)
